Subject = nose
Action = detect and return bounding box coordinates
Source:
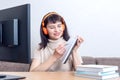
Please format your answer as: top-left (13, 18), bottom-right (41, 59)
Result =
top-left (54, 27), bottom-right (59, 32)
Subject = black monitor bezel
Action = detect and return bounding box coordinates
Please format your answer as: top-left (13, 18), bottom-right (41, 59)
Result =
top-left (0, 4), bottom-right (31, 63)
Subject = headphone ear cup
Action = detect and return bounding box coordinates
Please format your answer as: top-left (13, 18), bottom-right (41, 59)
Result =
top-left (42, 27), bottom-right (48, 35)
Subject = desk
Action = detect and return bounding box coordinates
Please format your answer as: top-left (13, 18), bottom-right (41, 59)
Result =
top-left (0, 72), bottom-right (119, 80)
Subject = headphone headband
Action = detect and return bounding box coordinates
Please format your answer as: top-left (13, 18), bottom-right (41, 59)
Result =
top-left (42, 12), bottom-right (59, 22)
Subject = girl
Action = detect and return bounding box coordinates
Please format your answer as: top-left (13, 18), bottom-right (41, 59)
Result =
top-left (30, 12), bottom-right (84, 71)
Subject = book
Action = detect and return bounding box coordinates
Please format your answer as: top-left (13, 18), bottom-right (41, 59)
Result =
top-left (75, 70), bottom-right (116, 76)
top-left (60, 37), bottom-right (77, 64)
top-left (75, 73), bottom-right (119, 80)
top-left (76, 65), bottom-right (118, 72)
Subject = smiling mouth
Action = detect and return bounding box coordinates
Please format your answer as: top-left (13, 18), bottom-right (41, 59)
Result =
top-left (54, 33), bottom-right (61, 36)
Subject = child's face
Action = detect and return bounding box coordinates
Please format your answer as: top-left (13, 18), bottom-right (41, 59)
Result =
top-left (46, 21), bottom-right (64, 40)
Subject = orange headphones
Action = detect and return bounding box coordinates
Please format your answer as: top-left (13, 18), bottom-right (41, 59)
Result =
top-left (41, 12), bottom-right (65, 35)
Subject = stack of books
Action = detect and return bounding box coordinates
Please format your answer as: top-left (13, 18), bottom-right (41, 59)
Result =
top-left (75, 65), bottom-right (119, 80)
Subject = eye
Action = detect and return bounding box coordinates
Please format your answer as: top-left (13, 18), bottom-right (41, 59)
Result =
top-left (57, 24), bottom-right (62, 28)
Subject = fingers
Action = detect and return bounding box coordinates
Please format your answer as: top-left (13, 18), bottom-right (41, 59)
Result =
top-left (54, 43), bottom-right (66, 59)
top-left (55, 43), bottom-right (66, 55)
top-left (72, 36), bottom-right (84, 52)
top-left (76, 36), bottom-right (84, 46)
top-left (77, 37), bottom-right (84, 43)
top-left (57, 44), bottom-right (66, 54)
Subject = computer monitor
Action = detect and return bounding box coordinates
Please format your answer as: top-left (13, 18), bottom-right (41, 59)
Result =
top-left (0, 4), bottom-right (31, 63)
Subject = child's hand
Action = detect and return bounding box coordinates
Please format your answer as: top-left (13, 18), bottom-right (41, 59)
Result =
top-left (53, 44), bottom-right (66, 59)
top-left (72, 36), bottom-right (84, 52)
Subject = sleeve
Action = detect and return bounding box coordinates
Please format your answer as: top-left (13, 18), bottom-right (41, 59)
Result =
top-left (77, 48), bottom-right (83, 64)
top-left (33, 45), bottom-right (43, 62)
top-left (70, 48), bottom-right (83, 64)
top-left (33, 48), bottom-right (41, 59)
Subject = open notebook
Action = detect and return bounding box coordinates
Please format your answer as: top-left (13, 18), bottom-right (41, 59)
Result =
top-left (60, 37), bottom-right (77, 64)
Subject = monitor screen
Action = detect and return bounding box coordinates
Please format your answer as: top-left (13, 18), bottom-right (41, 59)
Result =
top-left (0, 4), bottom-right (31, 63)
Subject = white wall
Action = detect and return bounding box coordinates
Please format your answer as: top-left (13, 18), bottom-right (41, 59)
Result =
top-left (0, 0), bottom-right (30, 9)
top-left (0, 0), bottom-right (120, 57)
